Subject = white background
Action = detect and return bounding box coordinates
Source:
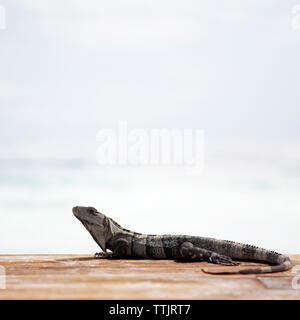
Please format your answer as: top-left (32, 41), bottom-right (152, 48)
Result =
top-left (0, 1), bottom-right (300, 254)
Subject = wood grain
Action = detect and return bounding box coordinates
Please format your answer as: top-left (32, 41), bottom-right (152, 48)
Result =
top-left (0, 255), bottom-right (300, 299)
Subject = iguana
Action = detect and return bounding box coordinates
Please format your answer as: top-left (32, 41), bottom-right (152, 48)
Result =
top-left (72, 206), bottom-right (291, 274)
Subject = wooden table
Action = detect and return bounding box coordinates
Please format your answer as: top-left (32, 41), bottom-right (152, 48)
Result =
top-left (0, 255), bottom-right (300, 299)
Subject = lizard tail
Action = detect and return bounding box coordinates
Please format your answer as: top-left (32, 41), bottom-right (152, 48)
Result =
top-left (203, 255), bottom-right (291, 274)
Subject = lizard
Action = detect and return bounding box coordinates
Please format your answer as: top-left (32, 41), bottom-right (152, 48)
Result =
top-left (72, 206), bottom-right (292, 274)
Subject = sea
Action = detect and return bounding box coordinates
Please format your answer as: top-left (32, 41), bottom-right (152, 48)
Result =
top-left (1, 138), bottom-right (299, 254)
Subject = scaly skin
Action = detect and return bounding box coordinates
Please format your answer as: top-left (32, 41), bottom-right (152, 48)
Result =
top-left (72, 206), bottom-right (291, 274)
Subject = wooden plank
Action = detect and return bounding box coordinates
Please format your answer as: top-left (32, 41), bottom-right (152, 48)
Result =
top-left (0, 255), bottom-right (299, 299)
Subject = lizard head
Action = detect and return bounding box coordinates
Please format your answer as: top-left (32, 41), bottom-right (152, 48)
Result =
top-left (72, 206), bottom-right (110, 252)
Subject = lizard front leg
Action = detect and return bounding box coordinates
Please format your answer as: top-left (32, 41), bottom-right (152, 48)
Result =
top-left (111, 239), bottom-right (129, 258)
top-left (94, 239), bottom-right (129, 259)
top-left (179, 242), bottom-right (238, 266)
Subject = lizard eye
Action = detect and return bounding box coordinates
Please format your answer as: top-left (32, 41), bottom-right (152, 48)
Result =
top-left (89, 208), bottom-right (96, 215)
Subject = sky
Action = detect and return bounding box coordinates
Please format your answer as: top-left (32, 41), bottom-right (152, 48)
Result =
top-left (1, 0), bottom-right (300, 159)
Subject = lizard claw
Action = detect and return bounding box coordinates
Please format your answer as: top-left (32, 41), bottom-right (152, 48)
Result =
top-left (94, 252), bottom-right (103, 258)
top-left (209, 253), bottom-right (239, 266)
top-left (94, 252), bottom-right (106, 258)
top-left (94, 252), bottom-right (114, 259)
